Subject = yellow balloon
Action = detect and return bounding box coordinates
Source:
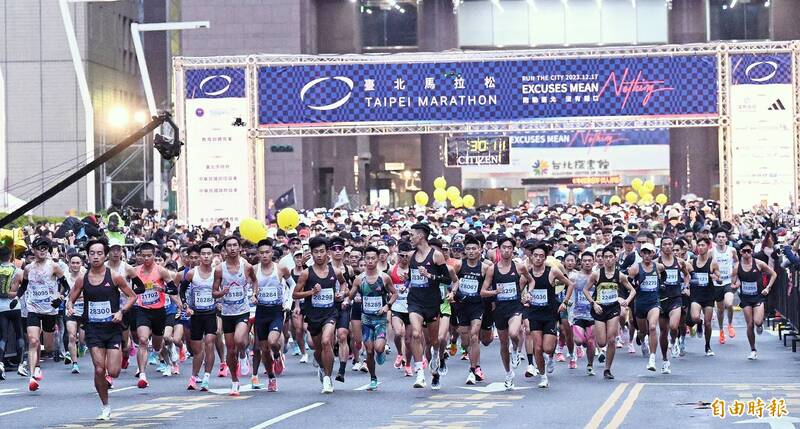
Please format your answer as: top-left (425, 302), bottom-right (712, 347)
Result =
top-left (655, 193), bottom-right (668, 205)
top-left (433, 188), bottom-right (447, 203)
top-left (451, 196), bottom-right (463, 208)
top-left (631, 178), bottom-right (643, 191)
top-left (446, 186), bottom-right (460, 201)
top-left (463, 194), bottom-right (476, 209)
top-left (625, 191), bottom-right (639, 204)
top-left (276, 208), bottom-right (300, 231)
top-left (414, 191), bottom-right (429, 206)
top-left (240, 218), bottom-right (267, 243)
top-left (609, 195), bottom-right (622, 205)
top-left (643, 179), bottom-right (655, 193)
top-left (638, 194), bottom-right (654, 205)
top-left (433, 176), bottom-right (447, 190)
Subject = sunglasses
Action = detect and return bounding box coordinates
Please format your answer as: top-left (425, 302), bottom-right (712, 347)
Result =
top-left (636, 241), bottom-right (647, 244)
top-left (330, 245), bottom-right (344, 251)
top-left (741, 249), bottom-right (752, 254)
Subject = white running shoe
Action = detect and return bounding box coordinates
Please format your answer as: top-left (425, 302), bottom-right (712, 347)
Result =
top-left (546, 356), bottom-right (554, 374)
top-left (351, 361), bottom-right (364, 372)
top-left (238, 354), bottom-right (250, 376)
top-left (641, 340), bottom-right (650, 358)
top-left (322, 376), bottom-right (334, 393)
top-left (511, 352), bottom-right (521, 369)
top-left (616, 336), bottom-right (623, 349)
top-left (170, 345), bottom-right (179, 364)
top-left (538, 374), bottom-right (549, 388)
top-left (414, 370), bottom-right (426, 388)
top-left (96, 406), bottom-right (111, 421)
top-left (466, 370), bottom-right (476, 385)
top-left (647, 354), bottom-right (656, 371)
top-left (430, 350), bottom-right (440, 373)
top-left (525, 364), bottom-right (538, 378)
top-left (586, 365), bottom-right (595, 376)
top-left (756, 325), bottom-right (764, 335)
top-left (504, 371), bottom-right (515, 390)
top-left (671, 342), bottom-right (679, 358)
top-left (299, 353), bottom-right (309, 364)
top-left (748, 351), bottom-right (758, 360)
top-left (661, 361), bottom-right (671, 374)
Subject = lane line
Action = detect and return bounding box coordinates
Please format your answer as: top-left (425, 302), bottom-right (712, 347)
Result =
top-left (0, 407), bottom-right (35, 417)
top-left (606, 383), bottom-right (645, 429)
top-left (105, 386), bottom-right (137, 394)
top-left (584, 383), bottom-right (629, 429)
top-left (248, 402), bottom-right (325, 429)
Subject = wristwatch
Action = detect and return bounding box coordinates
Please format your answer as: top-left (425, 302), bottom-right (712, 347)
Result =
top-left (564, 300), bottom-right (573, 307)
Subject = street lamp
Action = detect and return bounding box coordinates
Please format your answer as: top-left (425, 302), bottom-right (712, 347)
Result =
top-left (58, 0), bottom-right (119, 214)
top-left (131, 20), bottom-right (210, 213)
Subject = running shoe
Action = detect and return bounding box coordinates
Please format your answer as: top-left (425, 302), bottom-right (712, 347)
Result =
top-left (678, 337), bottom-right (686, 357)
top-left (218, 362), bottom-right (229, 378)
top-left (604, 369), bottom-right (614, 380)
top-left (267, 377), bottom-right (278, 392)
top-left (474, 366), bottom-right (485, 381)
top-left (719, 330), bottom-right (726, 345)
top-left (367, 378), bottom-right (379, 391)
top-left (179, 346), bottom-right (187, 362)
top-left (96, 406), bottom-right (111, 421)
top-left (504, 371), bottom-right (515, 390)
top-left (511, 351), bottom-right (521, 369)
top-left (705, 345), bottom-right (715, 357)
top-left (148, 351), bottom-right (158, 366)
top-left (299, 353), bottom-right (309, 364)
top-left (568, 356), bottom-right (577, 369)
top-left (172, 364), bottom-right (180, 375)
top-left (555, 352), bottom-right (565, 362)
top-left (273, 354), bottom-right (285, 376)
top-left (647, 354), bottom-right (656, 372)
top-left (251, 375), bottom-right (263, 389)
top-left (448, 343), bottom-right (457, 357)
top-left (394, 355), bottom-right (404, 369)
top-left (671, 342), bottom-right (680, 359)
top-left (33, 367), bottom-right (43, 381)
top-left (121, 353), bottom-right (129, 370)
top-left (28, 377), bottom-right (39, 391)
top-left (431, 373), bottom-right (441, 390)
top-left (641, 341), bottom-right (650, 358)
top-left (437, 356), bottom-right (446, 375)
top-left (598, 349), bottom-right (606, 364)
top-left (187, 376), bottom-right (198, 390)
top-left (466, 370), bottom-right (476, 385)
top-left (757, 325), bottom-right (764, 335)
top-left (413, 370), bottom-right (426, 388)
top-left (404, 364), bottom-right (413, 377)
top-left (728, 324), bottom-right (736, 338)
top-left (616, 336), bottom-right (623, 349)
top-left (576, 346), bottom-right (585, 359)
top-left (538, 374), bottom-right (549, 388)
top-left (17, 364), bottom-right (29, 378)
top-left (748, 350), bottom-right (758, 360)
top-left (322, 376), bottom-right (334, 393)
top-left (291, 342), bottom-right (301, 356)
top-left (587, 365), bottom-right (595, 376)
top-left (170, 346), bottom-right (179, 364)
top-left (230, 381), bottom-right (240, 397)
top-left (335, 370), bottom-right (345, 383)
top-left (546, 356), bottom-right (555, 374)
top-left (200, 379), bottom-right (210, 391)
top-left (64, 352), bottom-right (72, 365)
top-left (0, 362), bottom-right (5, 380)
top-left (430, 350), bottom-right (440, 373)
top-left (627, 343), bottom-right (636, 354)
top-left (156, 362), bottom-right (167, 374)
top-left (525, 364), bottom-right (537, 378)
top-left (71, 363), bottom-right (80, 374)
top-left (351, 361), bottom-right (363, 372)
top-left (162, 365), bottom-right (172, 377)
top-left (661, 361), bottom-right (671, 374)
top-left (461, 351), bottom-right (468, 361)
top-left (238, 354), bottom-right (251, 376)
top-left (137, 375), bottom-right (149, 388)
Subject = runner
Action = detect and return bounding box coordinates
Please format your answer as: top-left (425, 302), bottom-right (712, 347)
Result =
top-left (480, 236), bottom-right (532, 390)
top-left (212, 236), bottom-right (258, 396)
top-left (453, 234), bottom-right (492, 385)
top-left (347, 246), bottom-right (397, 390)
top-left (688, 237), bottom-right (720, 356)
top-left (627, 242), bottom-right (665, 372)
top-left (329, 236), bottom-right (355, 382)
top-left (554, 252), bottom-right (576, 369)
top-left (64, 253), bottom-right (86, 374)
top-left (712, 228), bottom-right (738, 344)
top-left (524, 242), bottom-right (574, 388)
top-left (389, 240), bottom-right (414, 376)
top-left (104, 239), bottom-right (134, 371)
top-left (181, 243), bottom-right (218, 392)
top-left (731, 241), bottom-right (776, 360)
top-left (585, 247), bottom-right (636, 379)
top-left (407, 223), bottom-right (458, 390)
top-left (429, 238), bottom-right (458, 378)
top-left (292, 236), bottom-right (348, 394)
top-left (656, 236), bottom-right (690, 374)
top-left (252, 239), bottom-right (293, 392)
top-left (289, 249), bottom-right (310, 364)
top-left (571, 252), bottom-right (597, 376)
top-left (66, 239), bottom-right (136, 421)
top-left (0, 246), bottom-right (23, 381)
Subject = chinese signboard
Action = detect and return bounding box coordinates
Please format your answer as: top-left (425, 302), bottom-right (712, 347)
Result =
top-left (257, 55), bottom-right (717, 126)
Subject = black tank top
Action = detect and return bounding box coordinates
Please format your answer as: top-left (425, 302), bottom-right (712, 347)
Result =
top-left (457, 258), bottom-right (484, 304)
top-left (659, 257), bottom-right (682, 298)
top-left (304, 264), bottom-right (338, 321)
top-left (691, 256), bottom-right (712, 288)
top-left (82, 268), bottom-right (120, 324)
top-left (408, 248), bottom-right (441, 310)
top-left (492, 261), bottom-right (520, 308)
top-left (737, 260), bottom-right (763, 297)
top-left (594, 267), bottom-right (621, 305)
top-left (529, 266), bottom-right (557, 320)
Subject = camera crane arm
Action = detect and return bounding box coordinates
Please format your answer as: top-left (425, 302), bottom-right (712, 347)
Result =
top-left (0, 112), bottom-right (183, 230)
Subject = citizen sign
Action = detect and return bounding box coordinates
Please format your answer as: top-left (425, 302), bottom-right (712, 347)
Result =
top-left (300, 77), bottom-right (354, 111)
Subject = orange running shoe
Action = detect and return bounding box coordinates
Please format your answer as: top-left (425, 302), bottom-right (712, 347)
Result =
top-left (719, 330), bottom-right (726, 345)
top-left (727, 324), bottom-right (736, 338)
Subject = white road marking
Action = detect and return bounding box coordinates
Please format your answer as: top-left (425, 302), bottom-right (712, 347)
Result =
top-left (0, 407), bottom-right (35, 417)
top-left (248, 402), bottom-right (325, 429)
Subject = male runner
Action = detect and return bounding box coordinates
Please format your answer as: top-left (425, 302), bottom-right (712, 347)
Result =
top-left (292, 236), bottom-right (348, 394)
top-left (329, 236), bottom-right (355, 382)
top-left (348, 246), bottom-right (397, 390)
top-left (67, 239), bottom-right (136, 421)
top-left (571, 252), bottom-right (597, 375)
top-left (480, 236), bottom-right (532, 390)
top-left (453, 234), bottom-right (492, 385)
top-left (0, 246), bottom-right (23, 380)
top-left (65, 253), bottom-right (86, 374)
top-left (627, 242), bottom-right (664, 372)
top-left (182, 243), bottom-right (218, 392)
top-left (731, 241), bottom-right (775, 360)
top-left (688, 237), bottom-right (720, 356)
top-left (212, 236), bottom-right (258, 396)
top-left (712, 228), bottom-right (738, 344)
top-left (389, 240), bottom-right (414, 376)
top-left (656, 236), bottom-right (690, 374)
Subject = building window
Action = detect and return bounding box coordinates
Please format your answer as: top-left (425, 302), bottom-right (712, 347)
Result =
top-left (361, 1), bottom-right (418, 48)
top-left (708, 0), bottom-right (770, 41)
top-left (457, 0), bottom-right (667, 48)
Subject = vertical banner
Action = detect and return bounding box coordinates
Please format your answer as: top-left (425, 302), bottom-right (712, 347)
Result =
top-left (729, 54), bottom-right (795, 214)
top-left (184, 68), bottom-right (251, 226)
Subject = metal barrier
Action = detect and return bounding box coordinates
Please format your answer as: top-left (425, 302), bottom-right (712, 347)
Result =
top-left (769, 268), bottom-right (800, 352)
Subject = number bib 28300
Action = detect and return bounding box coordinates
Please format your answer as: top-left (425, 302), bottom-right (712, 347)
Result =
top-left (88, 301), bottom-right (113, 323)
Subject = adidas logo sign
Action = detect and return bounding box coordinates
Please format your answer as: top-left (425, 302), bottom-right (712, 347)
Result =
top-left (768, 99), bottom-right (786, 111)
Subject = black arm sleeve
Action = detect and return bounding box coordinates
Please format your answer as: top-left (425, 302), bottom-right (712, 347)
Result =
top-left (131, 276), bottom-right (145, 295)
top-left (17, 278), bottom-right (28, 296)
top-left (431, 263), bottom-right (450, 284)
top-left (179, 279), bottom-right (191, 302)
top-left (165, 280), bottom-right (178, 296)
top-left (57, 276), bottom-right (70, 296)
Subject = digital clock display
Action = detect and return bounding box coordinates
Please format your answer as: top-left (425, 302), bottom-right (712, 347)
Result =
top-left (445, 136), bottom-right (511, 167)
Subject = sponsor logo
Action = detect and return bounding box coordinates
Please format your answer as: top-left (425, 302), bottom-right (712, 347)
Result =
top-left (532, 160), bottom-right (550, 176)
top-left (744, 61), bottom-right (779, 83)
top-left (300, 77), bottom-right (354, 111)
top-left (597, 68), bottom-right (674, 109)
top-left (195, 108), bottom-right (205, 117)
top-left (199, 74), bottom-right (233, 96)
top-left (768, 98), bottom-right (786, 111)
top-left (232, 117), bottom-right (246, 127)
top-left (569, 131), bottom-right (629, 148)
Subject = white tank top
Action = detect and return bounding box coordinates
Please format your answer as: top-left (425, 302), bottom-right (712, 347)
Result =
top-left (220, 260), bottom-right (249, 316)
top-left (189, 266), bottom-right (215, 312)
top-left (105, 261), bottom-right (129, 306)
top-left (69, 269), bottom-right (85, 315)
top-left (712, 246), bottom-right (733, 286)
top-left (256, 263), bottom-right (283, 307)
top-left (26, 260), bottom-right (59, 315)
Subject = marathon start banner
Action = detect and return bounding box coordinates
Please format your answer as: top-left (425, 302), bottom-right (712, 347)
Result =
top-left (257, 55), bottom-right (718, 127)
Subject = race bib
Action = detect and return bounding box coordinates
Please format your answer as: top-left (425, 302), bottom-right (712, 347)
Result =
top-left (665, 269), bottom-right (679, 284)
top-left (576, 292), bottom-right (589, 305)
top-left (460, 278), bottom-right (479, 296)
top-left (497, 282), bottom-right (517, 301)
top-left (140, 288), bottom-right (160, 305)
top-left (312, 288), bottom-right (334, 308)
top-left (258, 286), bottom-right (282, 306)
top-left (224, 285), bottom-right (245, 304)
top-left (531, 289), bottom-right (548, 306)
top-left (741, 281), bottom-right (758, 295)
top-left (73, 300), bottom-right (85, 315)
top-left (410, 269), bottom-right (428, 288)
top-left (31, 284), bottom-right (51, 302)
top-left (396, 285), bottom-right (408, 302)
top-left (641, 276), bottom-right (658, 292)
top-left (598, 288), bottom-right (618, 305)
top-left (195, 289), bottom-right (214, 309)
top-left (88, 301), bottom-right (113, 323)
top-left (694, 272), bottom-right (709, 287)
top-left (362, 296), bottom-right (383, 314)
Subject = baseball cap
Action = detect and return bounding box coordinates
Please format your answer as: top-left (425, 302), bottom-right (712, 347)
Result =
top-left (640, 243), bottom-right (656, 253)
top-left (623, 235), bottom-right (636, 243)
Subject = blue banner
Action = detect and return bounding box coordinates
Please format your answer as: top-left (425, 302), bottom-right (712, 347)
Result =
top-left (508, 128), bottom-right (669, 148)
top-left (730, 53), bottom-right (792, 86)
top-left (186, 68), bottom-right (246, 99)
top-left (257, 55), bottom-right (718, 126)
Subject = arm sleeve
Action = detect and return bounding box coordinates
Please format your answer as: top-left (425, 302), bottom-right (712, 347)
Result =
top-left (179, 279), bottom-right (191, 302)
top-left (165, 280), bottom-right (178, 296)
top-left (57, 276), bottom-right (70, 296)
top-left (17, 278), bottom-right (28, 296)
top-left (131, 276), bottom-right (145, 295)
